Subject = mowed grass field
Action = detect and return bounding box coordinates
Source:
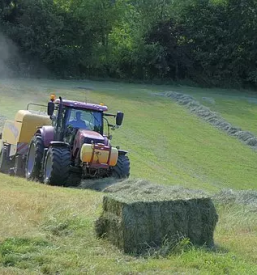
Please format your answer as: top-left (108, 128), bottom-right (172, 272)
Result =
top-left (0, 78), bottom-right (257, 274)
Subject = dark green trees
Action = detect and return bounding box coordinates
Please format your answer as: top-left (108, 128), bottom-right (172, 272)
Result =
top-left (1, 0), bottom-right (257, 87)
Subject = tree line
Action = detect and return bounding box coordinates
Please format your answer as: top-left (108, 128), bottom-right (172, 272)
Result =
top-left (0, 0), bottom-right (257, 87)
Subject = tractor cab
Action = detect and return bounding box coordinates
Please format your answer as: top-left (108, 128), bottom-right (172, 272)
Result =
top-left (47, 96), bottom-right (124, 144)
top-left (61, 106), bottom-right (103, 132)
top-left (48, 96), bottom-right (107, 143)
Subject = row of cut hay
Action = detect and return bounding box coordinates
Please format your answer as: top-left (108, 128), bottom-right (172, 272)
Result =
top-left (213, 189), bottom-right (257, 210)
top-left (95, 179), bottom-right (218, 255)
top-left (164, 92), bottom-right (257, 149)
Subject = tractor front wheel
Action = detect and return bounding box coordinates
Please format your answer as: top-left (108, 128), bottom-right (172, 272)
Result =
top-left (26, 136), bottom-right (44, 180)
top-left (43, 147), bottom-right (71, 186)
top-left (112, 154), bottom-right (130, 179)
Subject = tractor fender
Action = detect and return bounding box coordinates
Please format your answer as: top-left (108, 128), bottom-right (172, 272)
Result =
top-left (37, 126), bottom-right (54, 147)
top-left (49, 141), bottom-right (70, 148)
top-left (118, 149), bottom-right (128, 156)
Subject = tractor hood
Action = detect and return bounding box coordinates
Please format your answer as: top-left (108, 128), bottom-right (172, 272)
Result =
top-left (80, 130), bottom-right (105, 144)
top-left (73, 130), bottom-right (106, 153)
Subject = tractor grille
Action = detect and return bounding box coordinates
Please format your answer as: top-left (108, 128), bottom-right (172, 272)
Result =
top-left (84, 137), bottom-right (104, 144)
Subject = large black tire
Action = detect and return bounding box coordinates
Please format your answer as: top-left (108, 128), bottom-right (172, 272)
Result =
top-left (43, 147), bottom-right (71, 186)
top-left (26, 136), bottom-right (44, 180)
top-left (112, 154), bottom-right (130, 179)
top-left (0, 146), bottom-right (13, 174)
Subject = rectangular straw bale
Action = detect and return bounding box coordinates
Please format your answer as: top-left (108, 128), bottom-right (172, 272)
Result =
top-left (95, 194), bottom-right (218, 254)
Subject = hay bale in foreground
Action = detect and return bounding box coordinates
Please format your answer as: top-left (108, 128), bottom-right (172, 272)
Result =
top-left (95, 180), bottom-right (218, 254)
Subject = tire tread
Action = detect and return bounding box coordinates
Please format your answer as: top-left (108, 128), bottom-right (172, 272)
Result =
top-left (44, 147), bottom-right (71, 186)
top-left (26, 135), bottom-right (44, 180)
top-left (112, 155), bottom-right (130, 179)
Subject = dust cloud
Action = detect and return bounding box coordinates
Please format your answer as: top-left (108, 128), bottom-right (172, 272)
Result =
top-left (0, 32), bottom-right (17, 78)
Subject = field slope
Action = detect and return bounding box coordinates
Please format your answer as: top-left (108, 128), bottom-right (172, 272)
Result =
top-left (0, 79), bottom-right (257, 274)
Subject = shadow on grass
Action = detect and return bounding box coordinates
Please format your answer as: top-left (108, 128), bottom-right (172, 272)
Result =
top-left (78, 177), bottom-right (122, 192)
top-left (138, 239), bottom-right (230, 259)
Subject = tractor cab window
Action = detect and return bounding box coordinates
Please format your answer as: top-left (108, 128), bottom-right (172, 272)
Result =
top-left (65, 108), bottom-right (103, 133)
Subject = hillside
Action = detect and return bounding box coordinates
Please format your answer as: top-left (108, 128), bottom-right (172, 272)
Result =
top-left (1, 79), bottom-right (257, 192)
top-left (0, 79), bottom-right (257, 274)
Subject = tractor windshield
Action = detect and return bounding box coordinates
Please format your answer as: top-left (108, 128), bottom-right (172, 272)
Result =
top-left (65, 108), bottom-right (103, 133)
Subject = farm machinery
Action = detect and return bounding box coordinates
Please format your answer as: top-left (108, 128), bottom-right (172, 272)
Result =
top-left (0, 95), bottom-right (130, 186)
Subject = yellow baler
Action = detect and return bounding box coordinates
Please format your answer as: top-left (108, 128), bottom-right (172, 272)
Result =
top-left (1, 110), bottom-right (51, 156)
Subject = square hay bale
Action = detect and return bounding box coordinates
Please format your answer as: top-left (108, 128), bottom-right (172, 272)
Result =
top-left (95, 180), bottom-right (218, 254)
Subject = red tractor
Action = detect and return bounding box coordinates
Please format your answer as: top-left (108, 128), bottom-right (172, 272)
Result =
top-left (0, 95), bottom-right (130, 186)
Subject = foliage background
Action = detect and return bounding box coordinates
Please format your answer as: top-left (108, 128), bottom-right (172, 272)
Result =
top-left (1, 0), bottom-right (257, 87)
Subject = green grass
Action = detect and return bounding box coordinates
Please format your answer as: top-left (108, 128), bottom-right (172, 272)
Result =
top-left (1, 78), bottom-right (257, 274)
top-left (2, 78), bottom-right (257, 191)
top-left (169, 85), bottom-right (257, 137)
top-left (0, 175), bottom-right (257, 274)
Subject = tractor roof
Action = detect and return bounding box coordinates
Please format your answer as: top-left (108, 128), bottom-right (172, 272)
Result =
top-left (55, 99), bottom-right (108, 112)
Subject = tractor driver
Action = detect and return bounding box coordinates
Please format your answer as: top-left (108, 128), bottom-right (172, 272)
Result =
top-left (69, 111), bottom-right (87, 129)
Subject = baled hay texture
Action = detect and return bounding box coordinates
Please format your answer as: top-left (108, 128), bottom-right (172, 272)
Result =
top-left (96, 179), bottom-right (218, 254)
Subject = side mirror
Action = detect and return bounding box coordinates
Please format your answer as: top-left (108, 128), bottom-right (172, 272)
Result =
top-left (116, 112), bottom-right (124, 126)
top-left (47, 101), bottom-right (55, 117)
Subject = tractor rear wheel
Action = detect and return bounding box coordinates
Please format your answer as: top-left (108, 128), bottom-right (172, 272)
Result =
top-left (112, 154), bottom-right (130, 179)
top-left (43, 147), bottom-right (71, 186)
top-left (0, 146), bottom-right (13, 174)
top-left (26, 136), bottom-right (44, 180)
